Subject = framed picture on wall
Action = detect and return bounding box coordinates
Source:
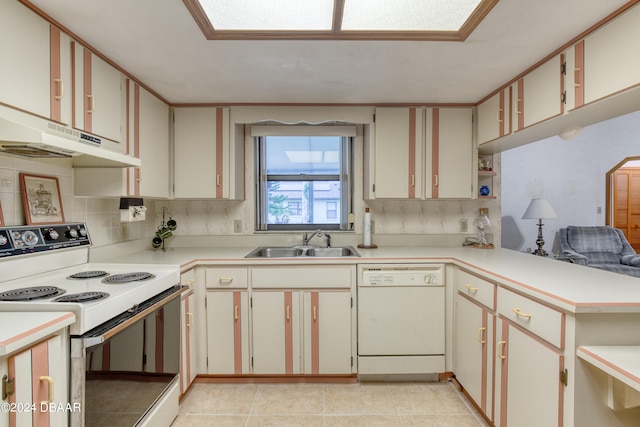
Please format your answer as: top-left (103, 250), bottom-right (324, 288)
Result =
top-left (20, 173), bottom-right (65, 225)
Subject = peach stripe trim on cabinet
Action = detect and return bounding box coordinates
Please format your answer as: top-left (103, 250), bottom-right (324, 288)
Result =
top-left (560, 54), bottom-right (566, 115)
top-left (490, 314), bottom-right (497, 422)
top-left (70, 42), bottom-right (77, 129)
top-left (498, 91), bottom-right (505, 137)
top-left (0, 312), bottom-right (74, 348)
top-left (311, 292), bottom-right (320, 374)
top-left (558, 355), bottom-right (565, 427)
top-left (517, 79), bottom-right (524, 131)
top-left (431, 108), bottom-right (439, 198)
top-left (574, 40), bottom-right (585, 108)
top-left (8, 354), bottom-right (16, 427)
top-left (49, 25), bottom-right (61, 122)
top-left (284, 291), bottom-right (293, 374)
top-left (499, 321), bottom-right (509, 427)
top-left (83, 48), bottom-right (92, 132)
top-left (134, 84), bottom-right (141, 195)
top-left (233, 291), bottom-right (243, 374)
top-left (185, 296), bottom-right (192, 382)
top-left (408, 108), bottom-right (416, 199)
top-left (32, 339), bottom-right (50, 427)
top-left (507, 87), bottom-right (513, 135)
top-left (216, 108), bottom-right (223, 198)
top-left (481, 310), bottom-right (488, 411)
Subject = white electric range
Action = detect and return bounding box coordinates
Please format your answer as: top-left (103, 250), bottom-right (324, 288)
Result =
top-left (0, 223), bottom-right (180, 335)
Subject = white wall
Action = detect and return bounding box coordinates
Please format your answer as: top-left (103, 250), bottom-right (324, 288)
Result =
top-left (501, 109), bottom-right (640, 254)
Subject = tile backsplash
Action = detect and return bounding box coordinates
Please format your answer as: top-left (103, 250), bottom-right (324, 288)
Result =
top-left (0, 138), bottom-right (500, 248)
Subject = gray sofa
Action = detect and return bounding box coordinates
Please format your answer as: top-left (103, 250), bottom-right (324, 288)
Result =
top-left (559, 226), bottom-right (640, 277)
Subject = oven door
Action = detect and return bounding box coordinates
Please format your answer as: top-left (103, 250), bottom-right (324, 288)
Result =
top-left (70, 285), bottom-right (182, 427)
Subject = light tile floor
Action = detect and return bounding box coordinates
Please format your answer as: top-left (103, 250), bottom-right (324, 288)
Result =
top-left (172, 381), bottom-right (489, 427)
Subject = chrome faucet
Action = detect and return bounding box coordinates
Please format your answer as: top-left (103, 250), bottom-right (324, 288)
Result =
top-left (303, 229), bottom-right (331, 247)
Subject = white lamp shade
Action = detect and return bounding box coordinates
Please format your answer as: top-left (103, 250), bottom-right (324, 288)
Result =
top-left (522, 198), bottom-right (558, 219)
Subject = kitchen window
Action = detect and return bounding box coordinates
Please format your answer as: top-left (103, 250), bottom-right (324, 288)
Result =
top-left (254, 126), bottom-right (354, 231)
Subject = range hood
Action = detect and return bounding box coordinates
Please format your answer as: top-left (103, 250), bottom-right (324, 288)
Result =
top-left (0, 105), bottom-right (140, 168)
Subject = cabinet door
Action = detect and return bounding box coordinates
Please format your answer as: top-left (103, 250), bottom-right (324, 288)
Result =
top-left (583, 5), bottom-right (640, 105)
top-left (372, 108), bottom-right (423, 199)
top-left (0, 0), bottom-right (51, 118)
top-left (455, 294), bottom-right (493, 420)
top-left (477, 90), bottom-right (508, 145)
top-left (205, 291), bottom-right (250, 374)
top-left (518, 55), bottom-right (563, 129)
top-left (303, 291), bottom-right (352, 374)
top-left (7, 335), bottom-right (68, 427)
top-left (495, 319), bottom-right (564, 427)
top-left (174, 107), bottom-right (229, 199)
top-left (180, 291), bottom-right (197, 393)
top-left (251, 291), bottom-right (301, 374)
top-left (430, 108), bottom-right (473, 199)
top-left (73, 45), bottom-right (124, 142)
top-left (130, 84), bottom-right (170, 198)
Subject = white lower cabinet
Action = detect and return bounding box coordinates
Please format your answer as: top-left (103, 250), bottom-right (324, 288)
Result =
top-left (494, 318), bottom-right (564, 427)
top-left (205, 290), bottom-right (250, 374)
top-left (1, 334), bottom-right (69, 427)
top-left (455, 293), bottom-right (494, 421)
top-left (180, 289), bottom-right (197, 394)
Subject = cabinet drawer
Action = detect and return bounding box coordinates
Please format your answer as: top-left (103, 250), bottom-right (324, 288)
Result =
top-left (205, 267), bottom-right (248, 289)
top-left (456, 269), bottom-right (496, 310)
top-left (497, 287), bottom-right (564, 349)
top-left (252, 266), bottom-right (353, 289)
top-left (181, 268), bottom-right (196, 290)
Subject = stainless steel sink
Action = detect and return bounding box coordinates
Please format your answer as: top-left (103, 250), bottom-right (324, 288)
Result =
top-left (305, 247), bottom-right (358, 257)
top-left (245, 246), bottom-right (360, 258)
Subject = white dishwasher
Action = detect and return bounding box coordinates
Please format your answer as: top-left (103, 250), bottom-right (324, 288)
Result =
top-left (357, 264), bottom-right (445, 379)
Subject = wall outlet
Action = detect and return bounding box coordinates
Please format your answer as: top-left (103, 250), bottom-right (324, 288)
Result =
top-left (234, 219), bottom-right (242, 233)
top-left (460, 218), bottom-right (468, 232)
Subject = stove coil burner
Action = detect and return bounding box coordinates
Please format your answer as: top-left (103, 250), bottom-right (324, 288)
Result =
top-left (102, 272), bottom-right (156, 284)
top-left (0, 286), bottom-right (65, 301)
top-left (54, 292), bottom-right (109, 303)
top-left (68, 270), bottom-right (109, 279)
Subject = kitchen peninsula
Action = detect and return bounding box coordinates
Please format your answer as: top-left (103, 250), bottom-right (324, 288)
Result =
top-left (92, 241), bottom-right (640, 427)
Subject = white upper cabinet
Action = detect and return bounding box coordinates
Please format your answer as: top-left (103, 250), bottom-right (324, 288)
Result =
top-left (72, 43), bottom-right (125, 142)
top-left (174, 107), bottom-right (243, 200)
top-left (134, 84), bottom-right (170, 198)
top-left (0, 1), bottom-right (51, 118)
top-left (582, 5), bottom-right (640, 105)
top-left (477, 89), bottom-right (510, 145)
top-left (368, 107), bottom-right (423, 199)
top-left (517, 55), bottom-right (564, 129)
top-left (428, 107), bottom-right (474, 199)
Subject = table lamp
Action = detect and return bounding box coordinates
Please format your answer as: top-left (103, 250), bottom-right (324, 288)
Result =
top-left (522, 198), bottom-right (557, 256)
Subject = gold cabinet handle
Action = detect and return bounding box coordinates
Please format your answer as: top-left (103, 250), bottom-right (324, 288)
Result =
top-left (572, 68), bottom-right (581, 87)
top-left (434, 174), bottom-right (438, 187)
top-left (216, 174), bottom-right (221, 187)
top-left (286, 305), bottom-right (290, 321)
top-left (184, 279), bottom-right (194, 285)
top-left (219, 276), bottom-right (234, 284)
top-left (313, 305), bottom-right (317, 321)
top-left (186, 312), bottom-right (193, 327)
top-left (512, 308), bottom-right (532, 319)
top-left (477, 327), bottom-right (486, 344)
top-left (497, 108), bottom-right (503, 123)
top-left (54, 78), bottom-right (64, 100)
top-left (497, 341), bottom-right (507, 360)
top-left (234, 305), bottom-right (239, 320)
top-left (410, 174), bottom-right (415, 187)
top-left (465, 284), bottom-right (478, 292)
top-left (40, 375), bottom-right (54, 404)
top-left (86, 94), bottom-right (94, 113)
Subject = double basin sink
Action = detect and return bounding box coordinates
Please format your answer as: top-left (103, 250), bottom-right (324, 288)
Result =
top-left (245, 246), bottom-right (360, 258)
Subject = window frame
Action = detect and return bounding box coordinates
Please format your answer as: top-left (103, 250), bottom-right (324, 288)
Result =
top-left (255, 135), bottom-right (352, 231)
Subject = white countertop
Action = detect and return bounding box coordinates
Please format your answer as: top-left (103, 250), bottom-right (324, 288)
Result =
top-left (0, 311), bottom-right (75, 357)
top-left (94, 243), bottom-right (640, 314)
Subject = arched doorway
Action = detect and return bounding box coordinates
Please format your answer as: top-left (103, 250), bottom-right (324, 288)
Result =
top-left (606, 156), bottom-right (640, 251)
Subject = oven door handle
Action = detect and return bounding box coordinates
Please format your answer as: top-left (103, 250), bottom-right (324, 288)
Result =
top-left (76, 285), bottom-right (183, 348)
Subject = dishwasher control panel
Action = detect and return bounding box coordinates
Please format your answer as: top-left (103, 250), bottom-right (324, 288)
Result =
top-left (360, 264), bottom-right (445, 286)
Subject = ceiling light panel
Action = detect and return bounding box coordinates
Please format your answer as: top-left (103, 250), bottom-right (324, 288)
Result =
top-left (342, 0), bottom-right (482, 31)
top-left (199, 0), bottom-right (334, 30)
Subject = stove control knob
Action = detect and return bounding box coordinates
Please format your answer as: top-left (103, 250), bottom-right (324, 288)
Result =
top-left (0, 234), bottom-right (7, 246)
top-left (46, 229), bottom-right (59, 240)
top-left (78, 227), bottom-right (87, 237)
top-left (66, 229), bottom-right (79, 238)
top-left (22, 230), bottom-right (39, 246)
